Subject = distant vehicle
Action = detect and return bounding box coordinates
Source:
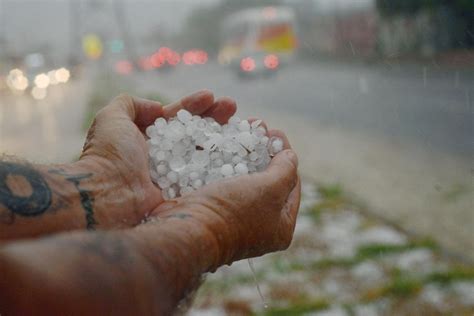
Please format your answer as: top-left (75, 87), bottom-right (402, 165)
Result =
top-left (219, 6), bottom-right (298, 77)
top-left (233, 51), bottom-right (280, 78)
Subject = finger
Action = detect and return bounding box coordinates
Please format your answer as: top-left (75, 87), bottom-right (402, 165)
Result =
top-left (267, 129), bottom-right (291, 150)
top-left (202, 97), bottom-right (237, 124)
top-left (284, 176), bottom-right (301, 224)
top-left (133, 97), bottom-right (164, 128)
top-left (257, 149), bottom-right (299, 198)
top-left (163, 90), bottom-right (214, 119)
top-left (103, 94), bottom-right (163, 125)
top-left (247, 117), bottom-right (268, 132)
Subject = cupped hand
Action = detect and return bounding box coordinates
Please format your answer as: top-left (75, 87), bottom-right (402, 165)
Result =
top-left (149, 129), bottom-right (301, 266)
top-left (79, 90), bottom-right (236, 228)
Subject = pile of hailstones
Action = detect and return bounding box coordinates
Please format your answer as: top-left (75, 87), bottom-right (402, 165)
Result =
top-left (147, 109), bottom-right (284, 200)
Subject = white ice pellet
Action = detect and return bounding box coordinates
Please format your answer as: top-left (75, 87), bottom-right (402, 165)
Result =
top-left (169, 157), bottom-right (186, 172)
top-left (177, 109), bottom-right (192, 123)
top-left (238, 120), bottom-right (251, 132)
top-left (168, 187), bottom-right (176, 199)
top-left (146, 126), bottom-right (157, 138)
top-left (167, 171), bottom-right (179, 184)
top-left (235, 163), bottom-right (249, 175)
top-left (156, 163), bottom-right (168, 175)
top-left (270, 137), bottom-right (284, 155)
top-left (249, 151), bottom-right (259, 161)
top-left (192, 151), bottom-right (210, 166)
top-left (189, 171), bottom-right (200, 180)
top-left (147, 114), bottom-right (284, 199)
top-left (155, 150), bottom-right (168, 161)
top-left (232, 155), bottom-right (242, 164)
top-left (178, 176), bottom-right (189, 187)
top-left (221, 164), bottom-right (234, 176)
top-left (213, 158), bottom-right (224, 168)
top-left (157, 177), bottom-right (171, 189)
top-left (155, 117), bottom-right (167, 129)
top-left (192, 179), bottom-right (203, 188)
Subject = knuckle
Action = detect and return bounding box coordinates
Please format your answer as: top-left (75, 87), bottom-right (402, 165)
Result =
top-left (115, 93), bottom-right (133, 105)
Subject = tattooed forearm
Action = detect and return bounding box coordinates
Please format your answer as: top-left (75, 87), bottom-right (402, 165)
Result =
top-left (49, 169), bottom-right (97, 230)
top-left (0, 162), bottom-right (52, 218)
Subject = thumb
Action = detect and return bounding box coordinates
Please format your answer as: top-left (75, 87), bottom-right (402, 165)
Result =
top-left (105, 94), bottom-right (164, 128)
top-left (258, 149), bottom-right (299, 196)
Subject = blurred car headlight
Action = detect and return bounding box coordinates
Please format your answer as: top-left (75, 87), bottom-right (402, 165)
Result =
top-left (6, 69), bottom-right (29, 92)
top-left (34, 73), bottom-right (50, 89)
top-left (55, 68), bottom-right (70, 83)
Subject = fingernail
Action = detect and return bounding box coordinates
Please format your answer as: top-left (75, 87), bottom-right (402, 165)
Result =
top-left (285, 150), bottom-right (298, 167)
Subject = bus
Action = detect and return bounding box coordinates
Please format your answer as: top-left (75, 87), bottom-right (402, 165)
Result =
top-left (218, 6), bottom-right (298, 76)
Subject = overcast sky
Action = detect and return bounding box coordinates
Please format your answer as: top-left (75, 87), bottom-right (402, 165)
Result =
top-left (0, 0), bottom-right (218, 60)
top-left (0, 0), bottom-right (374, 63)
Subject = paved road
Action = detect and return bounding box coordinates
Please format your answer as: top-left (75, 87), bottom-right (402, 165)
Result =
top-left (0, 78), bottom-right (90, 163)
top-left (136, 60), bottom-right (473, 159)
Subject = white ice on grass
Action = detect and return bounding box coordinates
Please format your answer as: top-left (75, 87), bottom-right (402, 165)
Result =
top-left (351, 261), bottom-right (385, 285)
top-left (452, 282), bottom-right (474, 306)
top-left (395, 249), bottom-right (433, 272)
top-left (357, 226), bottom-right (407, 246)
top-left (147, 109), bottom-right (284, 199)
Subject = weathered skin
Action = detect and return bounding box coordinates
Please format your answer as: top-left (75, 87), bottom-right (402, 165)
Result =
top-left (0, 90), bottom-right (300, 315)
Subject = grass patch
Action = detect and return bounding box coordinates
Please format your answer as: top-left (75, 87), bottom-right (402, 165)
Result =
top-left (309, 184), bottom-right (346, 220)
top-left (310, 239), bottom-right (439, 271)
top-left (363, 274), bottom-right (423, 301)
top-left (356, 238), bottom-right (438, 260)
top-left (272, 258), bottom-right (306, 274)
top-left (318, 184), bottom-right (343, 200)
top-left (311, 257), bottom-right (358, 270)
top-left (261, 299), bottom-right (330, 316)
top-left (363, 265), bottom-right (474, 301)
top-left (425, 266), bottom-right (474, 284)
top-left (385, 275), bottom-right (423, 297)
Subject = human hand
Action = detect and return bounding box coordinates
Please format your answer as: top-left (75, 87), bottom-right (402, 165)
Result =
top-left (78, 90), bottom-right (236, 228)
top-left (148, 129), bottom-right (300, 267)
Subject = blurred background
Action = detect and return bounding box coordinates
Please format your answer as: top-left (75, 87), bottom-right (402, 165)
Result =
top-left (0, 0), bottom-right (473, 315)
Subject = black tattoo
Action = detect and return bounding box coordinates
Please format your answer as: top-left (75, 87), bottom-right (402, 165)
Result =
top-left (50, 169), bottom-right (97, 230)
top-left (0, 162), bottom-right (52, 218)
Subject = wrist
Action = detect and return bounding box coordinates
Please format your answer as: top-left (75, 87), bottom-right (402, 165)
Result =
top-left (149, 198), bottom-right (242, 269)
top-left (126, 214), bottom-right (222, 306)
top-left (62, 157), bottom-right (140, 229)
